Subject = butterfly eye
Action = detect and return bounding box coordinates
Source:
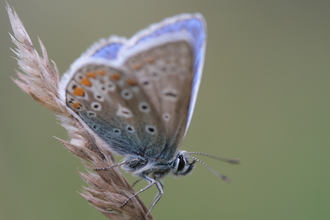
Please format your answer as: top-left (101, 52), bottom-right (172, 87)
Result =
top-left (177, 156), bottom-right (186, 171)
top-left (173, 154), bottom-right (195, 176)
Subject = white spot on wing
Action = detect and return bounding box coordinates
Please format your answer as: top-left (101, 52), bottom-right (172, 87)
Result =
top-left (94, 93), bottom-right (104, 102)
top-left (121, 89), bottom-right (133, 100)
top-left (163, 113), bottom-right (171, 121)
top-left (91, 102), bottom-right (102, 111)
top-left (139, 102), bottom-right (150, 113)
top-left (126, 125), bottom-right (135, 133)
top-left (145, 125), bottom-right (156, 134)
top-left (107, 81), bottom-right (116, 91)
top-left (116, 104), bottom-right (133, 118)
top-left (163, 88), bottom-right (178, 101)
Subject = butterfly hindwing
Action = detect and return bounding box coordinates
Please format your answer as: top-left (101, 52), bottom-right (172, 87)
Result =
top-left (64, 62), bottom-right (166, 157)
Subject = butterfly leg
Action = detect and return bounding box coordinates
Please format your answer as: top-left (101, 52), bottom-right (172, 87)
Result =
top-left (121, 174), bottom-right (156, 207)
top-left (146, 178), bottom-right (163, 216)
top-left (152, 180), bottom-right (164, 203)
top-left (132, 177), bottom-right (163, 188)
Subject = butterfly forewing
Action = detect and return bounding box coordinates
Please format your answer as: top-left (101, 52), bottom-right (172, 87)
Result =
top-left (122, 40), bottom-right (194, 156)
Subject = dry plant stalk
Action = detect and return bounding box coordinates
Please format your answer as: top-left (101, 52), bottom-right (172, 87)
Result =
top-left (6, 3), bottom-right (154, 220)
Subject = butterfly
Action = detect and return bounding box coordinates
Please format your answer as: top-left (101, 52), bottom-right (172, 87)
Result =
top-left (59, 13), bottom-right (237, 215)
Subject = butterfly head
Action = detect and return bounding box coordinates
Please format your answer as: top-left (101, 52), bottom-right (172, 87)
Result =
top-left (172, 151), bottom-right (196, 176)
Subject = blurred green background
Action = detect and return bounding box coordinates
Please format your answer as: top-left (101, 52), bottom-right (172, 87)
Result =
top-left (1, 0), bottom-right (330, 219)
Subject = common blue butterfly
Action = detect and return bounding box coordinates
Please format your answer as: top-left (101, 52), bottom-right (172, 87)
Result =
top-left (59, 13), bottom-right (236, 214)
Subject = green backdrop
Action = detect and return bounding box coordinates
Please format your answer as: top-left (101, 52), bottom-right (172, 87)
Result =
top-left (1, 1), bottom-right (329, 219)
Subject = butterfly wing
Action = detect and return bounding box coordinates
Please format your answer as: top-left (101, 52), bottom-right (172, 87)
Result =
top-left (85, 13), bottom-right (206, 132)
top-left (121, 36), bottom-right (194, 159)
top-left (59, 14), bottom-right (206, 160)
top-left (120, 13), bottom-right (207, 133)
top-left (61, 58), bottom-right (167, 157)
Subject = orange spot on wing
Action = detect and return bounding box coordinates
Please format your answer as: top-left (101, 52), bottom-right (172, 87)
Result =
top-left (86, 72), bottom-right (96, 78)
top-left (97, 70), bottom-right (105, 75)
top-left (132, 63), bottom-right (142, 70)
top-left (71, 102), bottom-right (82, 109)
top-left (126, 78), bottom-right (137, 86)
top-left (144, 57), bottom-right (154, 63)
top-left (80, 78), bottom-right (91, 87)
top-left (73, 87), bottom-right (85, 96)
top-left (111, 73), bottom-right (121, 80)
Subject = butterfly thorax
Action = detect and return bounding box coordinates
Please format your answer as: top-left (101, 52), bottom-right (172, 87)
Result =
top-left (122, 151), bottom-right (196, 179)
